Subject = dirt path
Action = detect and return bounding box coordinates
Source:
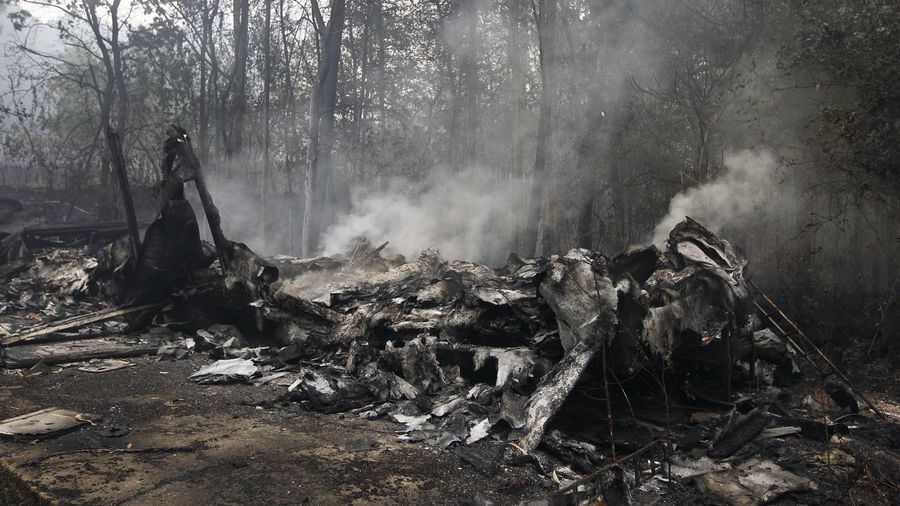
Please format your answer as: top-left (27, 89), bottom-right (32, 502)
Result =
top-left (0, 357), bottom-right (546, 505)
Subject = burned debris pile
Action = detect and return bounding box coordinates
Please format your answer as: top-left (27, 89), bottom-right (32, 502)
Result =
top-left (2, 130), bottom-right (898, 505)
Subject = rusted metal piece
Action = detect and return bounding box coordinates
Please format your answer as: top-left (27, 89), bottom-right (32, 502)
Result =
top-left (751, 299), bottom-right (821, 375)
top-left (749, 280), bottom-right (886, 420)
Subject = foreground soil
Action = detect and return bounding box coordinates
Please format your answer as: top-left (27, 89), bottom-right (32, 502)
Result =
top-left (0, 356), bottom-right (547, 505)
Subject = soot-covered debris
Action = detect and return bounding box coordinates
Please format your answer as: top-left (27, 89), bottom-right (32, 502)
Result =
top-left (3, 216), bottom-right (898, 504)
top-left (2, 129), bottom-right (896, 504)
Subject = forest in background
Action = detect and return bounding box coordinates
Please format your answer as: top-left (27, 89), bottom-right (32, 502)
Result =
top-left (0, 0), bottom-right (897, 342)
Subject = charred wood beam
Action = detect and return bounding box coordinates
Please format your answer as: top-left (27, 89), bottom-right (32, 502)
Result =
top-left (166, 127), bottom-right (233, 271)
top-left (106, 126), bottom-right (141, 259)
top-left (194, 167), bottom-right (232, 271)
top-left (22, 221), bottom-right (151, 245)
top-left (1, 302), bottom-right (166, 346)
top-left (2, 338), bottom-right (161, 368)
top-left (23, 222), bottom-right (149, 236)
top-left (3, 331), bottom-right (106, 347)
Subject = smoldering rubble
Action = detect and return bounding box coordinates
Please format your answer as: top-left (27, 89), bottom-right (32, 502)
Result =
top-left (2, 134), bottom-right (898, 505)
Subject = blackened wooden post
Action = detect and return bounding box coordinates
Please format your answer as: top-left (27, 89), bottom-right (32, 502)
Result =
top-left (106, 127), bottom-right (141, 259)
top-left (193, 162), bottom-right (232, 271)
top-left (169, 127), bottom-right (232, 271)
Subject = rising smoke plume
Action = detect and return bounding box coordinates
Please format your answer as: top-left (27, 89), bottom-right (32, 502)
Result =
top-left (321, 167), bottom-right (527, 264)
top-left (651, 149), bottom-right (787, 247)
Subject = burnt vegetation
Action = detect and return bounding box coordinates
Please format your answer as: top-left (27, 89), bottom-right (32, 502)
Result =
top-left (0, 0), bottom-right (899, 505)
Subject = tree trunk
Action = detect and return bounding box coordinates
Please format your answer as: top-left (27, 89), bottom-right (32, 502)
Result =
top-left (111, 12), bottom-right (127, 140)
top-left (352, 1), bottom-right (372, 187)
top-left (197, 0), bottom-right (211, 163)
top-left (230, 0), bottom-right (250, 160)
top-left (261, 0), bottom-right (272, 248)
top-left (82, 0), bottom-right (119, 220)
top-left (461, 0), bottom-right (479, 166)
top-left (507, 0), bottom-right (525, 252)
top-left (572, 68), bottom-right (608, 251)
top-left (303, 0), bottom-right (347, 256)
top-left (374, 0), bottom-right (385, 121)
top-left (279, 0), bottom-right (301, 254)
top-left (447, 56), bottom-right (462, 168)
top-left (525, 0), bottom-right (556, 256)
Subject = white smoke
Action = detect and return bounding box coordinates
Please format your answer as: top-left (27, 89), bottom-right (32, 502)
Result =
top-left (321, 167), bottom-right (527, 264)
top-left (651, 149), bottom-right (786, 247)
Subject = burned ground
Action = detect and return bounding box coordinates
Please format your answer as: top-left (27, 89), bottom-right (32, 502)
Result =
top-left (0, 356), bottom-right (560, 505)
